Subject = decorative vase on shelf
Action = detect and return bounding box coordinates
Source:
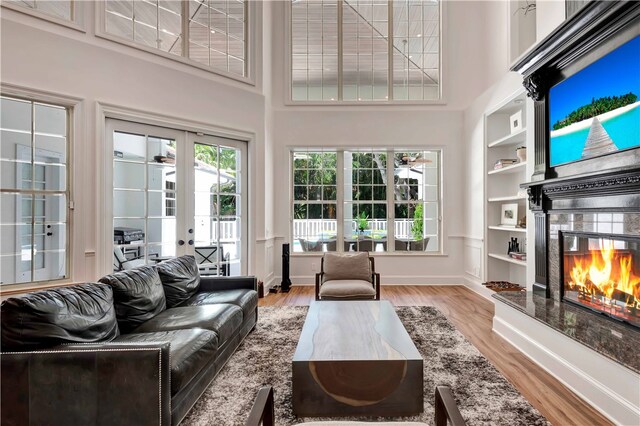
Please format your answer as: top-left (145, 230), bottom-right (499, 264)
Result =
top-left (516, 146), bottom-right (527, 162)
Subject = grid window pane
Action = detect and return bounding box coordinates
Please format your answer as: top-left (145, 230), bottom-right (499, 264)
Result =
top-left (291, 148), bottom-right (441, 254)
top-left (0, 97), bottom-right (70, 285)
top-left (292, 150), bottom-right (338, 253)
top-left (6, 0), bottom-right (72, 21)
top-left (104, 1), bottom-right (247, 77)
top-left (291, 0), bottom-right (440, 101)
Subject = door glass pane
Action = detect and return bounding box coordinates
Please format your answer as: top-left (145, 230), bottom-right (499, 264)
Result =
top-left (194, 141), bottom-right (242, 275)
top-left (113, 131), bottom-right (177, 270)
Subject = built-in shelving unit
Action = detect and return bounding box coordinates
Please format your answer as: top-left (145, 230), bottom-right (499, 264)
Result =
top-left (484, 89), bottom-right (532, 288)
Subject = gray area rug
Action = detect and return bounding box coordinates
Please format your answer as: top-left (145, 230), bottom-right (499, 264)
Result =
top-left (182, 306), bottom-right (549, 426)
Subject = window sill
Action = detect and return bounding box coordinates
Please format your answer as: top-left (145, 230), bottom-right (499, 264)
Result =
top-left (94, 32), bottom-right (254, 88)
top-left (0, 279), bottom-right (78, 298)
top-left (1, 3), bottom-right (85, 33)
top-left (291, 252), bottom-right (448, 257)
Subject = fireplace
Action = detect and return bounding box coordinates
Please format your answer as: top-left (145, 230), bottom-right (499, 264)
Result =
top-left (561, 232), bottom-right (640, 328)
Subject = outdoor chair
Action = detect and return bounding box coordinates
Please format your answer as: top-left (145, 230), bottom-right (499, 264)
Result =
top-left (356, 237), bottom-right (375, 252)
top-left (410, 237), bottom-right (431, 252)
top-left (113, 247), bottom-right (146, 271)
top-left (194, 245), bottom-right (229, 276)
top-left (298, 238), bottom-right (322, 252)
top-left (395, 239), bottom-right (409, 251)
top-left (315, 252), bottom-right (380, 301)
top-left (246, 385), bottom-right (466, 426)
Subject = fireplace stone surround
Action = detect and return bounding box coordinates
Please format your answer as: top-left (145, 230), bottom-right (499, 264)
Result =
top-left (491, 2), bottom-right (640, 424)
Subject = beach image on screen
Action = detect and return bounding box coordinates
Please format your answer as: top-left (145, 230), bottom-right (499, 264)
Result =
top-left (549, 35), bottom-right (640, 166)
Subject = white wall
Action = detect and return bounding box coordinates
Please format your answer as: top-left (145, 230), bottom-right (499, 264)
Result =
top-left (0, 3), bottom-right (271, 285)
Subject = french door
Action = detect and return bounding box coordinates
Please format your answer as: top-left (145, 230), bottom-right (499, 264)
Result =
top-left (106, 119), bottom-right (247, 276)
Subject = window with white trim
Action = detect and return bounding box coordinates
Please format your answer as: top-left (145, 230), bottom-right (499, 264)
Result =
top-left (0, 96), bottom-right (70, 285)
top-left (3, 0), bottom-right (74, 22)
top-left (291, 148), bottom-right (441, 253)
top-left (291, 0), bottom-right (441, 102)
top-left (104, 0), bottom-right (248, 77)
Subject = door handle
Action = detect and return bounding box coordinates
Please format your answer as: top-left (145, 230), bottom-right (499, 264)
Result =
top-left (178, 240), bottom-right (185, 246)
top-left (46, 232), bottom-right (53, 237)
top-left (188, 240), bottom-right (194, 246)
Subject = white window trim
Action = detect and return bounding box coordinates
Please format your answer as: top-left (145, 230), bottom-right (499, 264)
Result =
top-left (0, 84), bottom-right (84, 294)
top-left (289, 147), bottom-right (445, 256)
top-left (285, 0), bottom-right (447, 106)
top-left (1, 1), bottom-right (86, 32)
top-left (94, 0), bottom-right (256, 86)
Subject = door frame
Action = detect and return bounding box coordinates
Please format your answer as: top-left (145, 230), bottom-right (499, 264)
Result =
top-left (100, 105), bottom-right (254, 277)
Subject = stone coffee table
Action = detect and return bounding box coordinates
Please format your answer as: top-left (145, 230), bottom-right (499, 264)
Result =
top-left (292, 300), bottom-right (423, 417)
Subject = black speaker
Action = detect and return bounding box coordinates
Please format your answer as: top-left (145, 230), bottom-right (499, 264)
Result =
top-left (281, 243), bottom-right (292, 293)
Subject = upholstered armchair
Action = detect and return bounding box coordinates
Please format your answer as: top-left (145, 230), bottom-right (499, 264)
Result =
top-left (315, 252), bottom-right (380, 301)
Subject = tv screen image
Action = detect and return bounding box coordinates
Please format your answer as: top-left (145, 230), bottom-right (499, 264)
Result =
top-left (549, 35), bottom-right (640, 167)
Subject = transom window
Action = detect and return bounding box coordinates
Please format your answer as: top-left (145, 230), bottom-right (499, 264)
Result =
top-left (104, 0), bottom-right (247, 78)
top-left (292, 149), bottom-right (441, 253)
top-left (291, 0), bottom-right (441, 102)
top-left (0, 96), bottom-right (70, 285)
top-left (3, 0), bottom-right (74, 22)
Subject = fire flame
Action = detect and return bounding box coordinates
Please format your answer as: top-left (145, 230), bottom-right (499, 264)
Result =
top-left (567, 240), bottom-right (640, 307)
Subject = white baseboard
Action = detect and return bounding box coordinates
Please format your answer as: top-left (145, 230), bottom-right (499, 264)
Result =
top-left (463, 276), bottom-right (495, 302)
top-left (493, 304), bottom-right (640, 426)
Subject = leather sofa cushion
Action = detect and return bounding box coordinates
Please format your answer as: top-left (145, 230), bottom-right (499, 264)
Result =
top-left (99, 265), bottom-right (167, 333)
top-left (322, 252), bottom-right (371, 283)
top-left (114, 329), bottom-right (218, 396)
top-left (132, 304), bottom-right (243, 345)
top-left (155, 255), bottom-right (201, 308)
top-left (0, 283), bottom-right (119, 351)
top-left (319, 280), bottom-right (376, 299)
top-left (181, 289), bottom-right (258, 320)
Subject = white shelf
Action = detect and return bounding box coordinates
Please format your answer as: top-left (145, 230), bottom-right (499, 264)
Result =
top-left (488, 195), bottom-right (527, 202)
top-left (487, 128), bottom-right (527, 148)
top-left (488, 162), bottom-right (526, 175)
top-left (488, 226), bottom-right (527, 233)
top-left (488, 253), bottom-right (526, 266)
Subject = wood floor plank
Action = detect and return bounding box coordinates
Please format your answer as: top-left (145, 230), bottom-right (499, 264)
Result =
top-left (258, 285), bottom-right (612, 426)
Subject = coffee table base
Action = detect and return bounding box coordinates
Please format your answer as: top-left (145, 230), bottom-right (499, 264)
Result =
top-left (292, 358), bottom-right (423, 417)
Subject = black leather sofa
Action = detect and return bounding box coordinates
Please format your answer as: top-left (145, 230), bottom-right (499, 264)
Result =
top-left (0, 255), bottom-right (258, 426)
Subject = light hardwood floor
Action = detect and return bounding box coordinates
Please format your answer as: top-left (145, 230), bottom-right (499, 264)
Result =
top-left (259, 285), bottom-right (612, 426)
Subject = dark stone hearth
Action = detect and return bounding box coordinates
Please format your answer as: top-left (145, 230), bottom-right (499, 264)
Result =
top-left (494, 291), bottom-right (640, 374)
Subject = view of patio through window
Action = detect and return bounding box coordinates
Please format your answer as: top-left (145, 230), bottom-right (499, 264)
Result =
top-left (109, 120), bottom-right (247, 276)
top-left (292, 148), bottom-right (440, 253)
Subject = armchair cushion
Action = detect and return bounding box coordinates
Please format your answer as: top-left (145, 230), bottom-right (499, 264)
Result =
top-left (318, 280), bottom-right (376, 299)
top-left (155, 255), bottom-right (201, 308)
top-left (99, 265), bottom-right (167, 333)
top-left (0, 283), bottom-right (119, 351)
top-left (322, 252), bottom-right (371, 283)
top-left (114, 329), bottom-right (218, 396)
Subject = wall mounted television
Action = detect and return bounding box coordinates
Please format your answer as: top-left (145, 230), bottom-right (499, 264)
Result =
top-left (549, 35), bottom-right (640, 167)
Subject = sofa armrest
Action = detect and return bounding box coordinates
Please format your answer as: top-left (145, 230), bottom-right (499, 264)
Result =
top-left (1, 342), bottom-right (172, 426)
top-left (199, 275), bottom-right (257, 292)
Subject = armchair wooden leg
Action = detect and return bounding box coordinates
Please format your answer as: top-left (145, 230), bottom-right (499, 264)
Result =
top-left (435, 386), bottom-right (466, 426)
top-left (246, 386), bottom-right (274, 426)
